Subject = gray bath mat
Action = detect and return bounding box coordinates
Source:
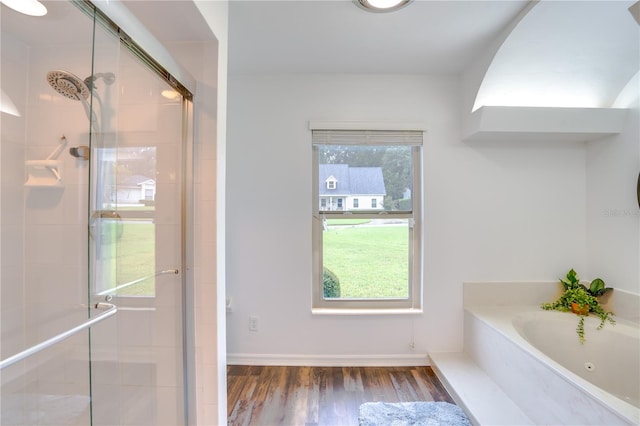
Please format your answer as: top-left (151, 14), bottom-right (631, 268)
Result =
top-left (359, 401), bottom-right (471, 426)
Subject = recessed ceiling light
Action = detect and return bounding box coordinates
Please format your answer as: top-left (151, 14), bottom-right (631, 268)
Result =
top-left (354, 0), bottom-right (412, 13)
top-left (0, 0), bottom-right (47, 16)
top-left (1, 89), bottom-right (21, 117)
top-left (161, 90), bottom-right (181, 101)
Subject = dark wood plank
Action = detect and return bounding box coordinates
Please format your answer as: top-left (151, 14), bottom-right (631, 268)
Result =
top-left (420, 366), bottom-right (456, 403)
top-left (305, 367), bottom-right (324, 425)
top-left (389, 367), bottom-right (421, 402)
top-left (408, 367), bottom-right (435, 401)
top-left (227, 365), bottom-right (455, 426)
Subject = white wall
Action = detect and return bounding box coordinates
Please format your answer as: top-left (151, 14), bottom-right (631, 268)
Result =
top-left (462, 0), bottom-right (639, 296)
top-left (226, 73), bottom-right (587, 360)
top-left (586, 74), bottom-right (640, 294)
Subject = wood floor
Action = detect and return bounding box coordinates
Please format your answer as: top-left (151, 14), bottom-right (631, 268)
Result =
top-left (227, 365), bottom-right (455, 426)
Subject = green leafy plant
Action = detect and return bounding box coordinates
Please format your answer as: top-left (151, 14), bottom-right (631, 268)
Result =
top-left (541, 269), bottom-right (615, 343)
top-left (559, 268), bottom-right (580, 290)
top-left (560, 268), bottom-right (613, 297)
top-left (322, 267), bottom-right (341, 298)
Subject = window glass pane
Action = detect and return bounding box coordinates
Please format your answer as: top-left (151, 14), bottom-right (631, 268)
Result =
top-left (317, 145), bottom-right (412, 211)
top-left (112, 220), bottom-right (155, 295)
top-left (91, 40), bottom-right (184, 300)
top-left (95, 147), bottom-right (156, 296)
top-left (322, 219), bottom-right (409, 299)
top-left (313, 133), bottom-right (421, 309)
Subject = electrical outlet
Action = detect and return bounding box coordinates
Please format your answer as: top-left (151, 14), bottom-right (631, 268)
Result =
top-left (249, 315), bottom-right (259, 332)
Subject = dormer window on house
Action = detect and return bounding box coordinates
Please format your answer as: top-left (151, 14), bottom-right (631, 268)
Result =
top-left (326, 176), bottom-right (337, 190)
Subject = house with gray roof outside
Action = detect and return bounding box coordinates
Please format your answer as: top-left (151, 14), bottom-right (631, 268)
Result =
top-left (319, 164), bottom-right (386, 211)
top-left (113, 174), bottom-right (156, 205)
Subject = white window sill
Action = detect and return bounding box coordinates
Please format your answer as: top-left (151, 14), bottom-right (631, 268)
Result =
top-left (311, 308), bottom-right (423, 316)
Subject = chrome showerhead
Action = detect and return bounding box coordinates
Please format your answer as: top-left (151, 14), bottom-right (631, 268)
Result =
top-left (46, 69), bottom-right (99, 133)
top-left (46, 70), bottom-right (90, 101)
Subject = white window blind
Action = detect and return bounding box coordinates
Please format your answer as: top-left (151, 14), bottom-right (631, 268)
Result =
top-left (312, 129), bottom-right (423, 146)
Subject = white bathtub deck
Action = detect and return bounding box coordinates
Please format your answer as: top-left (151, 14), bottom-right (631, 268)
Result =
top-left (429, 352), bottom-right (534, 426)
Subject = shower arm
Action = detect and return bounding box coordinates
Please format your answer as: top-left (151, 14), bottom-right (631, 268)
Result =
top-left (84, 73), bottom-right (113, 135)
top-left (77, 93), bottom-right (100, 134)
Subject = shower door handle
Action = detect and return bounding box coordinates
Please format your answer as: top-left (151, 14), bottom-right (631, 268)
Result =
top-left (0, 303), bottom-right (117, 370)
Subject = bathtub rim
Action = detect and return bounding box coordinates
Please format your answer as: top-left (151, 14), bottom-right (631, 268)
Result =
top-left (465, 305), bottom-right (639, 425)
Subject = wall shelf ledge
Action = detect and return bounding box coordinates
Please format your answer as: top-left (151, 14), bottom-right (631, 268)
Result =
top-left (24, 160), bottom-right (64, 188)
top-left (463, 106), bottom-right (629, 143)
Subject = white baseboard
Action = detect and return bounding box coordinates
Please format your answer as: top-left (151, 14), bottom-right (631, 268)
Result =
top-left (226, 353), bottom-right (430, 367)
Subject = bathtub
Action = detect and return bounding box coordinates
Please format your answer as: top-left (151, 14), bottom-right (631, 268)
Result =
top-left (465, 305), bottom-right (640, 425)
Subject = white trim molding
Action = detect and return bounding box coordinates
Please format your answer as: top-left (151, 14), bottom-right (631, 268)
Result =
top-left (227, 353), bottom-right (430, 367)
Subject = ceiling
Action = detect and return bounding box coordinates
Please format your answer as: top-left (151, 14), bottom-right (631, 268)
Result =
top-left (3, 0), bottom-right (636, 107)
top-left (0, 1), bottom-right (93, 46)
top-left (227, 0), bottom-right (530, 74)
top-left (122, 0), bottom-right (216, 44)
top-left (0, 0), bottom-right (216, 47)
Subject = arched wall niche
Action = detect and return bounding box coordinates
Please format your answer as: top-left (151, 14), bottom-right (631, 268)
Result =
top-left (464, 0), bottom-right (639, 142)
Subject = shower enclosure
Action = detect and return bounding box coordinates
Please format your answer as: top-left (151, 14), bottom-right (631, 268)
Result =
top-left (1, 1), bottom-right (192, 424)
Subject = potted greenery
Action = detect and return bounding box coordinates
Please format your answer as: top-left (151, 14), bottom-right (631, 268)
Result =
top-left (541, 269), bottom-right (615, 343)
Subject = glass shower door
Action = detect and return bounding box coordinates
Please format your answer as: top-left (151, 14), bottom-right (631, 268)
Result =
top-left (87, 17), bottom-right (187, 425)
top-left (1, 1), bottom-right (188, 425)
top-left (1, 1), bottom-right (100, 425)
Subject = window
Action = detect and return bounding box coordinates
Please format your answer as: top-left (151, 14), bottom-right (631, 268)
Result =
top-left (312, 128), bottom-right (422, 311)
top-left (94, 146), bottom-right (157, 297)
top-left (321, 198), bottom-right (327, 209)
top-left (326, 177), bottom-right (337, 189)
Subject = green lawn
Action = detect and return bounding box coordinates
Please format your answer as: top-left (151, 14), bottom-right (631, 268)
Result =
top-left (100, 220), bottom-right (406, 299)
top-left (103, 220), bottom-right (155, 296)
top-left (323, 225), bottom-right (408, 298)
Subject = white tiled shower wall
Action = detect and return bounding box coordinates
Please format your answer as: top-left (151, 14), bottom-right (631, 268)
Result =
top-left (1, 31), bottom-right (28, 362)
top-left (1, 24), bottom-right (94, 425)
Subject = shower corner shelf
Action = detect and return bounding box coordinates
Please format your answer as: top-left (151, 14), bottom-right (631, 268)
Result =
top-left (24, 160), bottom-right (64, 188)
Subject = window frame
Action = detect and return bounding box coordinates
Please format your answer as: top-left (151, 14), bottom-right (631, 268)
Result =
top-left (311, 129), bottom-right (423, 312)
